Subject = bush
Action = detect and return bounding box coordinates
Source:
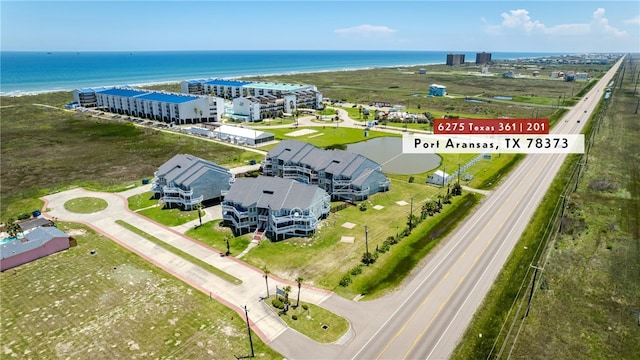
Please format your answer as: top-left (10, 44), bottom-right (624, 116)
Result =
top-left (292, 315), bottom-right (298, 320)
top-left (272, 299), bottom-right (285, 309)
top-left (379, 241), bottom-right (391, 253)
top-left (408, 176), bottom-right (415, 183)
top-left (339, 274), bottom-right (352, 287)
top-left (350, 265), bottom-right (363, 276)
top-left (17, 212), bottom-right (31, 220)
top-left (301, 304), bottom-right (308, 311)
top-left (361, 251), bottom-right (377, 265)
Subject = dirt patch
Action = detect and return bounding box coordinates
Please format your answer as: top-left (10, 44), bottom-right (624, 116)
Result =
top-left (67, 228), bottom-right (87, 236)
top-left (286, 129), bottom-right (318, 137)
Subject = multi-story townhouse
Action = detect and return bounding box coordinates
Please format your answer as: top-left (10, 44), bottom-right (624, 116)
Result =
top-left (222, 176), bottom-right (330, 241)
top-left (262, 140), bottom-right (390, 201)
top-left (151, 154), bottom-right (234, 210)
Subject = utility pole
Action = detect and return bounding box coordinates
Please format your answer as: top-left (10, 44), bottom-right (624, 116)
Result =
top-left (365, 225), bottom-right (370, 264)
top-left (442, 165), bottom-right (446, 188)
top-left (525, 265), bottom-right (544, 317)
top-left (558, 195), bottom-right (568, 233)
top-left (409, 198), bottom-right (414, 231)
top-left (243, 305), bottom-right (255, 358)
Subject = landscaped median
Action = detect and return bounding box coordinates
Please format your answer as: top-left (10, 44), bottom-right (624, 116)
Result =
top-left (265, 295), bottom-right (350, 343)
top-left (115, 220), bottom-right (242, 285)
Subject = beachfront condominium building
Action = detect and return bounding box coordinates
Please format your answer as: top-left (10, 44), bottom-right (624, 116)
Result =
top-left (446, 53), bottom-right (466, 66)
top-left (74, 87), bottom-right (224, 124)
top-left (222, 176), bottom-right (330, 241)
top-left (151, 154), bottom-right (234, 210)
top-left (181, 79), bottom-right (323, 121)
top-left (475, 52), bottom-right (492, 64)
top-left (262, 140), bottom-right (390, 201)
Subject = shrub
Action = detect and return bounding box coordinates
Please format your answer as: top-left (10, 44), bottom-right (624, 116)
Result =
top-left (272, 299), bottom-right (284, 309)
top-left (379, 241), bottom-right (391, 253)
top-left (339, 274), bottom-right (352, 287)
top-left (292, 315), bottom-right (298, 320)
top-left (408, 176), bottom-right (415, 183)
top-left (350, 265), bottom-right (363, 276)
top-left (17, 212), bottom-right (31, 220)
top-left (301, 304), bottom-right (308, 311)
top-left (361, 252), bottom-right (377, 265)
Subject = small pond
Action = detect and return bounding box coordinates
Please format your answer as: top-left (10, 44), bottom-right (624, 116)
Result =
top-left (346, 137), bottom-right (441, 175)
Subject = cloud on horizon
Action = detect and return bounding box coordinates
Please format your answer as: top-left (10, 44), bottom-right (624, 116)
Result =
top-left (623, 15), bottom-right (640, 25)
top-left (485, 7), bottom-right (627, 38)
top-left (334, 24), bottom-right (397, 37)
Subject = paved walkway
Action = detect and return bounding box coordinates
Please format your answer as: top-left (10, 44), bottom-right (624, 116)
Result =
top-left (40, 186), bottom-right (334, 344)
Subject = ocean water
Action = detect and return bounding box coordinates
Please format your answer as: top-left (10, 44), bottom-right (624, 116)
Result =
top-left (0, 50), bottom-right (563, 96)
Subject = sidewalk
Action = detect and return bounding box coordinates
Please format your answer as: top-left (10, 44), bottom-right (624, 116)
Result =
top-left (40, 187), bottom-right (334, 344)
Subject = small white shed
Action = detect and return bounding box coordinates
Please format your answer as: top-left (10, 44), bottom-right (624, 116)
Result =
top-left (427, 170), bottom-right (451, 186)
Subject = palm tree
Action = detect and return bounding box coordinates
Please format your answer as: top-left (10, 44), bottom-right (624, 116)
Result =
top-left (262, 265), bottom-right (271, 299)
top-left (295, 277), bottom-right (303, 307)
top-left (5, 218), bottom-right (22, 238)
top-left (283, 285), bottom-right (292, 311)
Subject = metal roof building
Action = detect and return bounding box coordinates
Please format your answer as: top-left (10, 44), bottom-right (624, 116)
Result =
top-left (263, 140), bottom-right (390, 200)
top-left (1, 227), bottom-right (71, 272)
top-left (212, 125), bottom-right (275, 146)
top-left (151, 154), bottom-right (234, 210)
top-left (222, 176), bottom-right (330, 240)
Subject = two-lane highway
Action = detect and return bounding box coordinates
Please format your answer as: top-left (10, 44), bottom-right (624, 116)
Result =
top-left (268, 57), bottom-right (623, 360)
top-left (351, 57), bottom-right (623, 359)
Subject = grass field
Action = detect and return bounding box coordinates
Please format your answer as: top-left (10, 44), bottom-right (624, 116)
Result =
top-left (0, 92), bottom-right (247, 220)
top-left (0, 222), bottom-right (280, 359)
top-left (453, 56), bottom-right (640, 360)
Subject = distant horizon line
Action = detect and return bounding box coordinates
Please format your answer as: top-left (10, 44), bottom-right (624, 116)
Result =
top-left (1, 49), bottom-right (618, 54)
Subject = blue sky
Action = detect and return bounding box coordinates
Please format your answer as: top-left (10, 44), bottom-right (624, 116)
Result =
top-left (1, 1), bottom-right (638, 52)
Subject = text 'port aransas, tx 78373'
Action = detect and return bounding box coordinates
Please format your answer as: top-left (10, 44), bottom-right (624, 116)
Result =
top-left (403, 118), bottom-right (584, 154)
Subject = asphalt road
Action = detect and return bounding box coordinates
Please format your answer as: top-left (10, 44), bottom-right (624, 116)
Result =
top-left (269, 57), bottom-right (623, 359)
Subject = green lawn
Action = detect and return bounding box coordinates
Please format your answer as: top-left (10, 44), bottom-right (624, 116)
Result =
top-left (0, 222), bottom-right (279, 359)
top-left (127, 192), bottom-right (158, 211)
top-left (136, 204), bottom-right (200, 227)
top-left (269, 298), bottom-right (350, 343)
top-left (63, 197), bottom-right (108, 213)
top-left (186, 219), bottom-right (252, 257)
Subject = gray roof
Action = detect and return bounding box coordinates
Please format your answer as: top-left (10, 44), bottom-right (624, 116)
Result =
top-left (1, 227), bottom-right (69, 259)
top-left (157, 154), bottom-right (232, 187)
top-left (224, 176), bottom-right (325, 211)
top-left (18, 218), bottom-right (54, 232)
top-left (267, 140), bottom-right (382, 177)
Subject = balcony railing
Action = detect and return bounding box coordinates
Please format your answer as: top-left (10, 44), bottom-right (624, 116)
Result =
top-left (163, 184), bottom-right (193, 197)
top-left (221, 204), bottom-right (249, 219)
top-left (161, 195), bottom-right (203, 206)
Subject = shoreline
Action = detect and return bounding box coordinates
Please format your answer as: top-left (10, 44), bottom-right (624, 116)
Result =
top-left (0, 50), bottom-right (599, 97)
top-left (0, 61), bottom-right (447, 97)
